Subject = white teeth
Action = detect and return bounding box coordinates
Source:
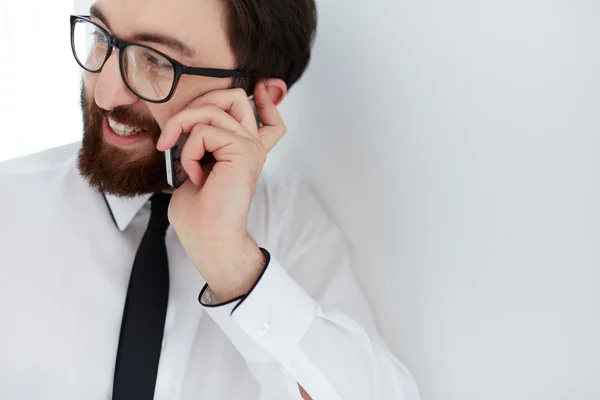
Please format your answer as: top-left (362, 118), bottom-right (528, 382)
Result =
top-left (108, 118), bottom-right (144, 136)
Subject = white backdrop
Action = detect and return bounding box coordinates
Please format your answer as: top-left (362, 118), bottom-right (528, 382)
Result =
top-left (272, 1), bottom-right (600, 399)
top-left (3, 1), bottom-right (600, 399)
top-left (0, 0), bottom-right (81, 161)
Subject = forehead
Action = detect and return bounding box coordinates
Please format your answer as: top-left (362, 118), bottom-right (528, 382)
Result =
top-left (91, 0), bottom-right (234, 65)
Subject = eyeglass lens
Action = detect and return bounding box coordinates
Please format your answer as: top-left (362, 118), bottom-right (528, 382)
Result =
top-left (72, 18), bottom-right (176, 101)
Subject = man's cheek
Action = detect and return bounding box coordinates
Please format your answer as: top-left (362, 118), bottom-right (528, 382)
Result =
top-left (150, 109), bottom-right (177, 132)
top-left (82, 75), bottom-right (97, 103)
top-left (150, 90), bottom-right (202, 131)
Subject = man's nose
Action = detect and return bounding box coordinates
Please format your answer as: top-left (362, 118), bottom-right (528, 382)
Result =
top-left (94, 51), bottom-right (138, 110)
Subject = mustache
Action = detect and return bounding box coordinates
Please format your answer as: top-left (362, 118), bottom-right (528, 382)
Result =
top-left (105, 106), bottom-right (162, 139)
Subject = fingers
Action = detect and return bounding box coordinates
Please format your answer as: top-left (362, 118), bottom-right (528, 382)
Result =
top-left (158, 85), bottom-right (286, 153)
top-left (157, 86), bottom-right (281, 189)
top-left (179, 124), bottom-right (225, 185)
top-left (186, 88), bottom-right (259, 137)
top-left (158, 105), bottom-right (248, 152)
top-left (253, 81), bottom-right (287, 151)
top-left (180, 123), bottom-right (266, 186)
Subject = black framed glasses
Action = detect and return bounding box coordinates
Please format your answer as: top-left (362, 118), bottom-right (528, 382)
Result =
top-left (70, 15), bottom-right (251, 103)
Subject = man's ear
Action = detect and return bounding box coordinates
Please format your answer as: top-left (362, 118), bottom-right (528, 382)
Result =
top-left (255, 79), bottom-right (287, 106)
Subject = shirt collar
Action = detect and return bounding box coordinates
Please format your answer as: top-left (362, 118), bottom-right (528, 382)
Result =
top-left (103, 192), bottom-right (153, 232)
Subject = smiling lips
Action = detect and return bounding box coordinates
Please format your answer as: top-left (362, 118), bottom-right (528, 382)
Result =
top-left (108, 117), bottom-right (147, 136)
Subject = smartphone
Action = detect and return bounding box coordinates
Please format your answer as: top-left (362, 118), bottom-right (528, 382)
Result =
top-left (165, 95), bottom-right (261, 188)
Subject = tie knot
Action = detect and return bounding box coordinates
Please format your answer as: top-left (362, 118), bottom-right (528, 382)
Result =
top-left (148, 193), bottom-right (171, 233)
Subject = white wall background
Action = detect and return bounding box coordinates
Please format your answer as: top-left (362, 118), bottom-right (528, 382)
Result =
top-left (2, 1), bottom-right (600, 399)
top-left (272, 1), bottom-right (600, 399)
top-left (0, 0), bottom-right (82, 161)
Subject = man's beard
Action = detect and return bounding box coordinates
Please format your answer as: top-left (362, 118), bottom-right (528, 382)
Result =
top-left (77, 86), bottom-right (169, 197)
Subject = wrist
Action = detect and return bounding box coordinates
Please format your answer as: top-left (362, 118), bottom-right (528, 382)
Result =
top-left (200, 237), bottom-right (266, 303)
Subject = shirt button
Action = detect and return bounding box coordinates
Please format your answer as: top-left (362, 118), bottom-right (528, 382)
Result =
top-left (258, 321), bottom-right (271, 336)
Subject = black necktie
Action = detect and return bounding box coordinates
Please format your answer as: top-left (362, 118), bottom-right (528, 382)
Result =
top-left (112, 193), bottom-right (172, 400)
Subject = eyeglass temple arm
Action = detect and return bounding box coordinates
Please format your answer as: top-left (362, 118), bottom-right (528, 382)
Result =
top-left (182, 66), bottom-right (251, 78)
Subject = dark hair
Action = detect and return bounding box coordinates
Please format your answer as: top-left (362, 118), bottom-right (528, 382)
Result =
top-left (223, 0), bottom-right (317, 93)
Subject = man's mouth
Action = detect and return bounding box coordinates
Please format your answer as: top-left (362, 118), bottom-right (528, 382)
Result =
top-left (108, 117), bottom-right (147, 137)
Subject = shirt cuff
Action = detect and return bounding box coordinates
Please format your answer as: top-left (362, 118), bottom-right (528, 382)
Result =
top-left (199, 248), bottom-right (270, 314)
top-left (199, 250), bottom-right (318, 362)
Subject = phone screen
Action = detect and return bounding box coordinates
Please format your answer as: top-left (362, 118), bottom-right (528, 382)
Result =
top-left (165, 95), bottom-right (261, 188)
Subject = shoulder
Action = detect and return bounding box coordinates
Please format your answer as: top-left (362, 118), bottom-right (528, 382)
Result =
top-left (250, 167), bottom-right (342, 256)
top-left (254, 168), bottom-right (333, 227)
top-left (0, 142), bottom-right (81, 179)
top-left (0, 142), bottom-right (83, 222)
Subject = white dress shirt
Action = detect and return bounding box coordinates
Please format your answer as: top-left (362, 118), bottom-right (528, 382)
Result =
top-left (0, 142), bottom-right (419, 400)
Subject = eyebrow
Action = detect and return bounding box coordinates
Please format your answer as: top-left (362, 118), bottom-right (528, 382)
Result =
top-left (89, 5), bottom-right (196, 59)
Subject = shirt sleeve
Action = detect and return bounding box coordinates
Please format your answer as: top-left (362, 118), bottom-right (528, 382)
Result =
top-left (199, 177), bottom-right (420, 400)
